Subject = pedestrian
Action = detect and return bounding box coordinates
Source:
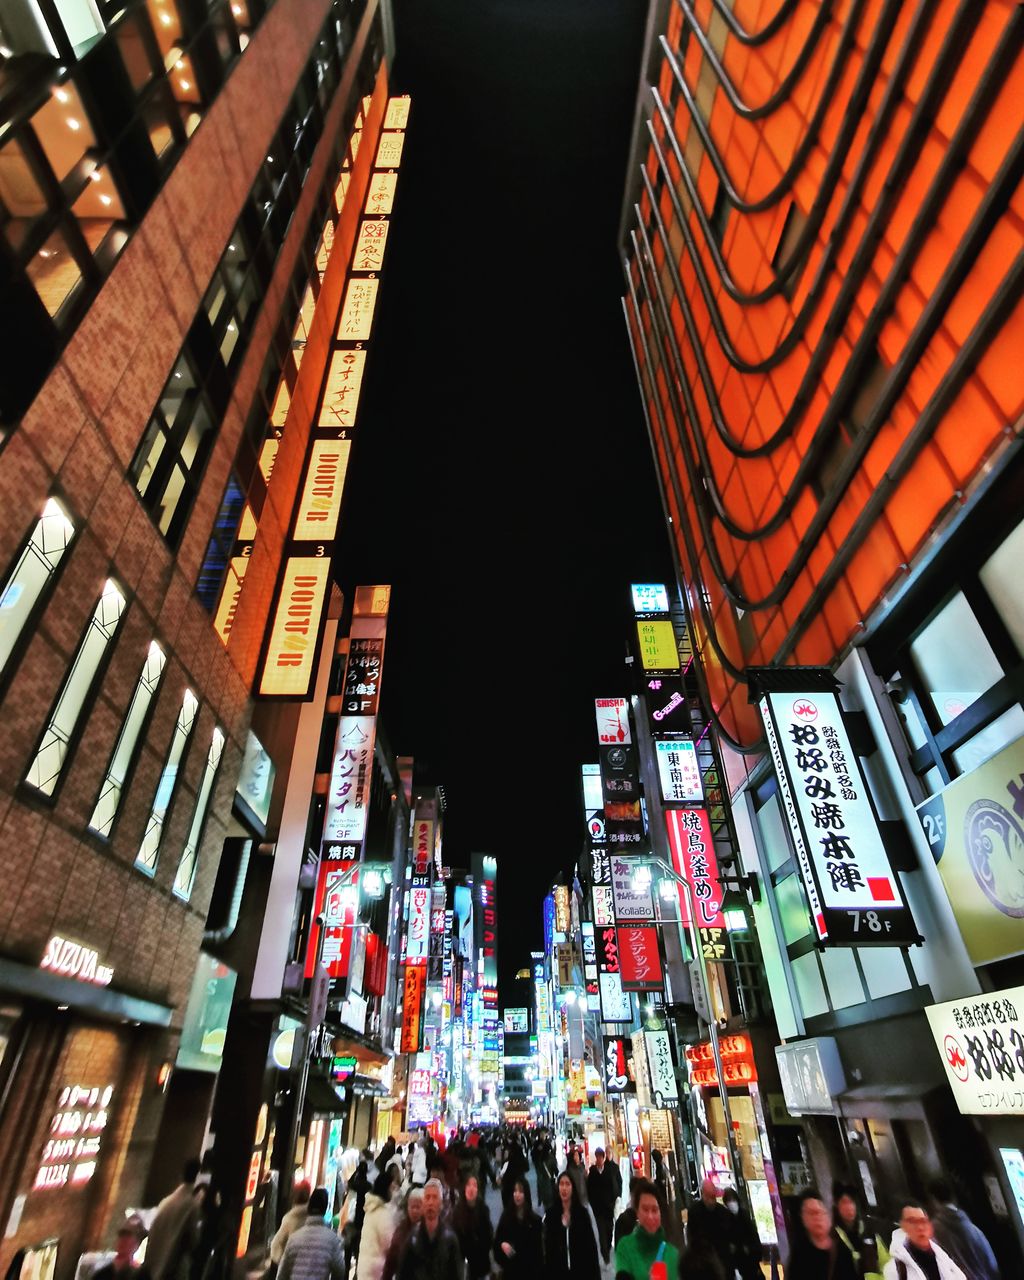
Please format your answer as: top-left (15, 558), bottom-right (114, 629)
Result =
top-left (542, 1173), bottom-right (600, 1280)
top-left (93, 1219), bottom-right (151, 1280)
top-left (397, 1179), bottom-right (465, 1280)
top-left (677, 1244), bottom-right (725, 1280)
top-left (493, 1178), bottom-right (543, 1280)
top-left (357, 1173), bottom-right (399, 1280)
top-left (502, 1140), bottom-right (530, 1209)
top-left (377, 1140), bottom-right (398, 1177)
top-left (587, 1148), bottom-right (622, 1264)
top-left (883, 1201), bottom-right (966, 1280)
top-left (533, 1141), bottom-right (556, 1212)
top-left (146, 1159), bottom-right (203, 1280)
top-left (565, 1151), bottom-right (589, 1209)
top-left (721, 1189), bottom-right (762, 1280)
top-left (928, 1180), bottom-right (999, 1280)
top-left (650, 1152), bottom-right (666, 1200)
top-left (452, 1176), bottom-right (493, 1280)
top-left (785, 1190), bottom-right (857, 1280)
top-left (615, 1181), bottom-right (641, 1247)
top-left (685, 1180), bottom-right (736, 1279)
top-left (613, 1178), bottom-right (679, 1280)
top-left (411, 1137), bottom-right (429, 1189)
top-left (271, 1182), bottom-right (313, 1268)
top-left (382, 1190), bottom-right (424, 1280)
top-left (278, 1188), bottom-right (346, 1280)
top-left (832, 1183), bottom-right (889, 1280)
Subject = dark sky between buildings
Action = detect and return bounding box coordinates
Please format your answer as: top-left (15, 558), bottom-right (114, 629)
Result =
top-left (336, 0), bottom-right (675, 990)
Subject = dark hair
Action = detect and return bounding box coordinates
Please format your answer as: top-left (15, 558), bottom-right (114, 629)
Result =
top-left (308, 1187), bottom-right (330, 1217)
top-left (900, 1198), bottom-right (929, 1216)
top-left (631, 1177), bottom-right (659, 1207)
top-left (929, 1179), bottom-right (954, 1205)
top-left (183, 1158), bottom-right (202, 1184)
top-left (721, 1188), bottom-right (740, 1208)
top-left (678, 1244), bottom-right (726, 1280)
top-left (556, 1171), bottom-right (584, 1215)
top-left (372, 1171), bottom-right (393, 1200)
top-left (511, 1178), bottom-right (533, 1215)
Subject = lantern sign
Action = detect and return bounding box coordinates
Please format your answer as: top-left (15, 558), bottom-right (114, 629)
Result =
top-left (686, 1035), bottom-right (757, 1088)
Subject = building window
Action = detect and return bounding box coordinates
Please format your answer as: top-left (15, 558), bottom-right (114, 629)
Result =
top-left (88, 640), bottom-right (167, 836)
top-left (136, 687), bottom-right (199, 874)
top-left (197, 475), bottom-right (245, 610)
top-left (0, 498), bottom-right (75, 680)
top-left (174, 725), bottom-right (224, 900)
top-left (709, 182), bottom-right (730, 247)
top-left (25, 577), bottom-right (126, 796)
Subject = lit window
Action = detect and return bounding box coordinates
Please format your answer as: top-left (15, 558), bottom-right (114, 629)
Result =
top-left (0, 498), bottom-right (75, 679)
top-left (197, 475), bottom-right (245, 610)
top-left (25, 578), bottom-right (126, 796)
top-left (174, 726), bottom-right (225, 899)
top-left (136, 687), bottom-right (198, 874)
top-left (88, 641), bottom-right (167, 836)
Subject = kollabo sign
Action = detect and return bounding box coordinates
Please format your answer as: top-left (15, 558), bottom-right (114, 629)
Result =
top-left (754, 670), bottom-right (918, 946)
top-left (41, 936), bottom-right (113, 986)
top-left (926, 985), bottom-right (1024, 1116)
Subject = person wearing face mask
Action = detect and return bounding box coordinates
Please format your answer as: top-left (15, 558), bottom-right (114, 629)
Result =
top-left (720, 1190), bottom-right (762, 1280)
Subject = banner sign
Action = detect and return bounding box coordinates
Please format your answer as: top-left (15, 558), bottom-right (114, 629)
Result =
top-left (504, 1008), bottom-right (529, 1034)
top-left (305, 859), bottom-right (358, 979)
top-left (343, 635), bottom-right (383, 715)
top-left (412, 819), bottom-right (434, 876)
top-left (400, 962), bottom-right (425, 1053)
top-left (599, 972), bottom-right (632, 1023)
top-left (582, 763), bottom-right (605, 842)
top-left (636, 618), bottom-right (680, 672)
top-left (323, 716), bottom-right (374, 846)
top-left (258, 558), bottom-right (331, 697)
top-left (916, 735), bottom-right (1024, 965)
top-left (611, 856), bottom-right (654, 922)
top-left (618, 925), bottom-right (664, 990)
top-left (926, 985), bottom-right (1024, 1116)
top-left (644, 1027), bottom-right (679, 1105)
top-left (656, 739), bottom-right (702, 803)
top-left (665, 808), bottom-right (726, 931)
top-left (757, 678), bottom-right (918, 945)
top-left (596, 697), bottom-right (631, 745)
top-left (643, 676), bottom-right (692, 735)
top-left (600, 744), bottom-right (641, 803)
top-left (605, 800), bottom-right (646, 848)
top-left (406, 877), bottom-right (430, 963)
top-left (603, 1036), bottom-right (635, 1093)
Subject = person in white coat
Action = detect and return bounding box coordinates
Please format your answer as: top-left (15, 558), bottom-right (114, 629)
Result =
top-left (272, 1182), bottom-right (313, 1265)
top-left (883, 1201), bottom-right (966, 1280)
top-left (356, 1173), bottom-right (398, 1280)
top-left (410, 1137), bottom-right (428, 1188)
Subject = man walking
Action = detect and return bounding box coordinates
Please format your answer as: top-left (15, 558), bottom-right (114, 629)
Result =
top-left (146, 1159), bottom-right (202, 1280)
top-left (929, 1180), bottom-right (1000, 1280)
top-left (686, 1178), bottom-right (737, 1278)
top-left (397, 1179), bottom-right (465, 1280)
top-left (586, 1149), bottom-right (621, 1264)
top-left (278, 1187), bottom-right (346, 1280)
top-left (884, 1201), bottom-right (967, 1280)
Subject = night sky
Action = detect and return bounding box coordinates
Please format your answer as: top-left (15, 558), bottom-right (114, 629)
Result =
top-left (337, 0), bottom-right (674, 990)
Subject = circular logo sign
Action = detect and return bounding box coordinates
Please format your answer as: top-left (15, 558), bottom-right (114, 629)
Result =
top-left (964, 798), bottom-right (1024, 918)
top-left (792, 699), bottom-right (819, 723)
top-left (943, 1034), bottom-right (969, 1083)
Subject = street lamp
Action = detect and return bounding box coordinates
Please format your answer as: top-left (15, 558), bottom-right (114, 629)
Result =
top-left (632, 855), bottom-right (747, 1204)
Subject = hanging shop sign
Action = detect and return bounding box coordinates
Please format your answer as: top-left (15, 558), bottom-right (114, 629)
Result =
top-left (412, 818), bottom-right (434, 876)
top-left (605, 800), bottom-right (646, 848)
top-left (293, 441), bottom-right (351, 541)
top-left (595, 697), bottom-right (631, 745)
top-left (631, 583), bottom-right (670, 614)
top-left (611, 855), bottom-right (654, 922)
top-left (258, 558), bottom-right (332, 697)
top-left (353, 219), bottom-right (390, 273)
top-left (644, 1027), bottom-right (679, 1105)
top-left (375, 131), bottom-right (405, 168)
top-left (916, 735), bottom-right (1024, 966)
top-left (599, 972), bottom-right (632, 1023)
top-left (337, 277), bottom-right (379, 342)
top-left (554, 885), bottom-right (571, 935)
top-left (655, 739), bottom-right (702, 804)
top-left (635, 619), bottom-right (681, 672)
top-left (600, 744), bottom-right (641, 803)
top-left (407, 1067), bottom-right (433, 1124)
top-left (504, 1008), bottom-right (529, 1034)
top-left (582, 763), bottom-right (605, 843)
top-left (473, 854), bottom-right (499, 986)
top-left (305, 859), bottom-right (359, 980)
top-left (365, 172), bottom-right (397, 216)
top-left (400, 962), bottom-right (425, 1053)
top-left (323, 716), bottom-right (374, 847)
top-left (318, 350), bottom-right (367, 429)
top-left (642, 677), bottom-right (692, 736)
top-left (926, 985), bottom-right (1024, 1116)
top-left (603, 1036), bottom-right (635, 1093)
top-left (617, 926), bottom-right (664, 991)
top-left (665, 808), bottom-right (726, 941)
top-left (754, 671), bottom-right (919, 946)
top-left (40, 936), bottom-right (113, 987)
top-left (686, 1035), bottom-right (757, 1089)
top-left (406, 877), bottom-right (431, 963)
top-left (343, 635), bottom-right (384, 715)
top-left (177, 953), bottom-right (237, 1071)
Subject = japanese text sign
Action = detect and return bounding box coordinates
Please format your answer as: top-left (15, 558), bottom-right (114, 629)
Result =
top-left (665, 808), bottom-right (726, 931)
top-left (599, 972), bottom-right (632, 1023)
top-left (636, 619), bottom-right (680, 672)
top-left (926, 986), bottom-right (1024, 1116)
top-left (305, 859), bottom-right (358, 979)
top-left (323, 716), bottom-right (374, 845)
top-left (643, 677), bottom-right (691, 735)
top-left (406, 878), bottom-right (430, 963)
top-left (617, 926), bottom-right (663, 991)
top-left (759, 686), bottom-right (918, 946)
top-left (656, 739), bottom-right (702, 803)
top-left (611, 856), bottom-right (654, 922)
top-left (631, 583), bottom-right (670, 614)
top-left (400, 962), bottom-right (425, 1054)
top-left (603, 1036), bottom-right (635, 1093)
top-left (644, 1027), bottom-right (679, 1105)
top-left (595, 697), bottom-right (631, 745)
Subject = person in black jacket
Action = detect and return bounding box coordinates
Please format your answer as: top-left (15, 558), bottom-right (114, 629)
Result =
top-left (721, 1189), bottom-right (761, 1280)
top-left (543, 1173), bottom-right (600, 1280)
top-left (399, 1181), bottom-right (465, 1280)
top-left (494, 1179), bottom-right (543, 1280)
top-left (587, 1150), bottom-right (622, 1263)
top-left (452, 1176), bottom-right (493, 1280)
top-left (686, 1180), bottom-right (737, 1279)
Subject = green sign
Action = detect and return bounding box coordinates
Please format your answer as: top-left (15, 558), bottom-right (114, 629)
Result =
top-left (177, 953), bottom-right (237, 1072)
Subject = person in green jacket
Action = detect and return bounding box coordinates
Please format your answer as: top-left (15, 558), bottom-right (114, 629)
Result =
top-left (833, 1183), bottom-right (891, 1280)
top-left (614, 1180), bottom-right (680, 1280)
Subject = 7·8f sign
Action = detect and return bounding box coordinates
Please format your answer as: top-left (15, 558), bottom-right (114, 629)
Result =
top-left (758, 682), bottom-right (919, 946)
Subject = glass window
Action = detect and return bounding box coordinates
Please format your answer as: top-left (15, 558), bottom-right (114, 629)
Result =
top-left (136, 687), bottom-right (198, 874)
top-left (756, 792), bottom-right (792, 875)
top-left (51, 0), bottom-right (104, 53)
top-left (791, 951), bottom-right (828, 1019)
top-left (25, 578), bottom-right (126, 796)
top-left (146, 0), bottom-right (182, 59)
top-left (776, 873), bottom-right (812, 946)
top-left (951, 706), bottom-right (1024, 777)
top-left (980, 516), bottom-right (1024, 659)
top-left (174, 726), bottom-right (224, 899)
top-left (0, 499), bottom-right (75, 679)
top-left (25, 225), bottom-right (85, 319)
top-left (909, 592), bottom-right (1004, 728)
top-left (0, 136), bottom-right (50, 254)
top-left (31, 84), bottom-right (96, 183)
top-left (858, 947), bottom-right (912, 1001)
top-left (89, 641), bottom-right (166, 836)
top-left (197, 475), bottom-right (245, 609)
top-left (820, 947), bottom-right (864, 1010)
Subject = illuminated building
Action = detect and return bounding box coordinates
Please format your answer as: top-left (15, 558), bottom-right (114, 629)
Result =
top-left (621, 1), bottom-right (1024, 1260)
top-left (0, 0), bottom-right (404, 1269)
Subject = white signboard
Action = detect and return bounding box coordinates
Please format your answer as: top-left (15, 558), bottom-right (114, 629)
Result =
top-left (406, 882), bottom-right (430, 962)
top-left (631, 584), bottom-right (670, 614)
top-left (644, 1027), bottom-right (679, 1106)
top-left (655, 738), bottom-right (703, 803)
top-left (595, 697), bottom-right (631, 745)
top-left (323, 716), bottom-right (374, 845)
top-left (926, 985), bottom-right (1024, 1116)
top-left (759, 688), bottom-right (916, 945)
top-left (611, 856), bottom-right (654, 922)
top-left (503, 1008), bottom-right (529, 1034)
top-left (599, 972), bottom-right (632, 1023)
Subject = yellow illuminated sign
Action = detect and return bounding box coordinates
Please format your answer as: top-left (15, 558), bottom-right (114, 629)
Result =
top-left (353, 219), bottom-right (389, 273)
top-left (636, 619), bottom-right (680, 671)
top-left (375, 132), bottom-right (405, 169)
top-left (258, 438), bottom-right (279, 485)
top-left (318, 350), bottom-right (366, 429)
top-left (317, 220), bottom-right (335, 276)
top-left (259, 558), bottom-right (332, 697)
top-left (239, 504), bottom-right (258, 542)
top-left (384, 97), bottom-right (411, 130)
top-left (293, 441), bottom-right (351, 541)
top-left (354, 584), bottom-right (391, 617)
top-left (271, 379), bottom-right (290, 427)
top-left (335, 170), bottom-right (350, 213)
top-left (365, 172), bottom-right (397, 216)
top-left (338, 278), bottom-right (378, 342)
top-left (213, 557), bottom-right (249, 644)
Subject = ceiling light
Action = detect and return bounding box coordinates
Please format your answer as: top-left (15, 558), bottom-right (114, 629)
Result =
top-left (174, 372), bottom-right (182, 379)
top-left (160, 12), bottom-right (171, 24)
top-left (228, 243), bottom-right (236, 251)
top-left (175, 58), bottom-right (184, 69)
top-left (0, 46), bottom-right (13, 58)
top-left (179, 80), bottom-right (190, 90)
top-left (266, 155), bottom-right (273, 162)
top-left (66, 117), bottom-right (81, 131)
top-left (89, 170), bottom-right (101, 182)
top-left (100, 194), bottom-right (112, 206)
top-left (232, 3), bottom-right (242, 12)
top-left (55, 88), bottom-right (69, 103)
top-left (38, 249), bottom-right (52, 258)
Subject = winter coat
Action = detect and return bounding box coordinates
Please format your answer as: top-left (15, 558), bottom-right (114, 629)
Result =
top-left (145, 1184), bottom-right (200, 1280)
top-left (685, 1202), bottom-right (737, 1279)
top-left (398, 1221), bottom-right (466, 1280)
top-left (357, 1195), bottom-right (398, 1280)
top-left (272, 1205), bottom-right (314, 1265)
top-left (882, 1231), bottom-right (966, 1280)
top-left (836, 1218), bottom-right (890, 1280)
top-left (452, 1198), bottom-right (493, 1280)
top-left (493, 1208), bottom-right (543, 1280)
top-left (566, 1164), bottom-right (588, 1208)
top-left (411, 1146), bottom-right (429, 1186)
top-left (586, 1166), bottom-right (620, 1219)
top-left (614, 1224), bottom-right (680, 1280)
top-left (542, 1205), bottom-right (600, 1280)
top-left (785, 1236), bottom-right (858, 1280)
top-left (931, 1205), bottom-right (999, 1280)
top-left (279, 1220), bottom-right (346, 1280)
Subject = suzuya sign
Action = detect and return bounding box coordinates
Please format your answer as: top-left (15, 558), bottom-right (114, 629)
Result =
top-left (41, 936), bottom-right (113, 987)
top-left (752, 668), bottom-right (919, 946)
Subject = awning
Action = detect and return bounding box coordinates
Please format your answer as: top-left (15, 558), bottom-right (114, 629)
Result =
top-left (305, 1075), bottom-right (348, 1114)
top-left (327, 1028), bottom-right (390, 1068)
top-left (0, 956), bottom-right (172, 1028)
top-left (837, 1082), bottom-right (938, 1120)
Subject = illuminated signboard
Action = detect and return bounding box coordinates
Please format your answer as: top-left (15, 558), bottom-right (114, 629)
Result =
top-left (401, 962), bottom-right (425, 1053)
top-left (755, 671), bottom-right (918, 946)
top-left (617, 925), bottom-right (663, 991)
top-left (318, 350), bottom-right (367, 429)
top-left (293, 441), bottom-right (351, 541)
top-left (213, 558), bottom-right (248, 644)
top-left (353, 220), bottom-right (390, 273)
top-left (473, 853), bottom-right (498, 987)
top-left (655, 738), bottom-right (702, 803)
top-left (631, 583), bottom-right (670, 614)
top-left (305, 859), bottom-right (359, 979)
top-left (337, 277), bottom-right (379, 342)
top-left (665, 808), bottom-right (727, 959)
top-left (323, 716), bottom-right (374, 845)
top-left (636, 618), bottom-right (680, 672)
top-left (375, 132), bottom-right (405, 168)
top-left (595, 697), bottom-right (631, 745)
top-left (40, 936), bottom-right (113, 987)
top-left (384, 96), bottom-right (411, 129)
top-left (412, 819), bottom-right (434, 876)
top-left (554, 885), bottom-right (570, 935)
top-left (365, 172), bottom-right (397, 216)
top-left (503, 1008), bottom-right (529, 1034)
top-left (35, 1083), bottom-right (114, 1190)
top-left (407, 878), bottom-right (430, 962)
top-left (582, 762), bottom-right (605, 842)
top-left (258, 558), bottom-right (331, 697)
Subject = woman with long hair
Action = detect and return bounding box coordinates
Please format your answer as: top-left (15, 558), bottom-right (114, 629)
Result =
top-left (494, 1178), bottom-right (542, 1280)
top-left (452, 1175), bottom-right (494, 1280)
top-left (355, 1172), bottom-right (398, 1280)
top-left (543, 1173), bottom-right (600, 1280)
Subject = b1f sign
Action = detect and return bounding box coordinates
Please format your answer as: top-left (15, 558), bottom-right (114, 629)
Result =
top-left (756, 676), bottom-right (918, 946)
